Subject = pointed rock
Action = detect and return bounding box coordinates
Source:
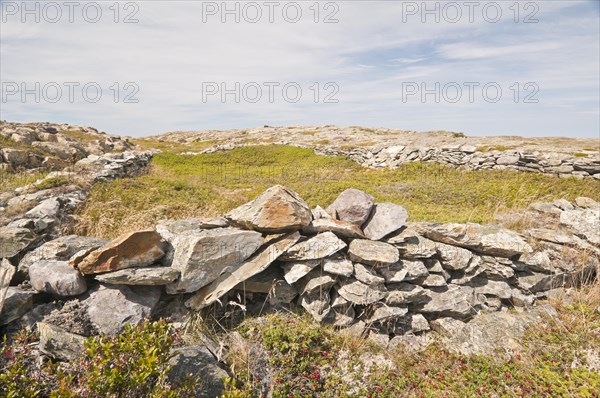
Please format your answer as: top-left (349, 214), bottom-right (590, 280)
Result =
top-left (185, 232), bottom-right (300, 309)
top-left (300, 291), bottom-right (331, 323)
top-left (303, 206), bottom-right (365, 238)
top-left (300, 270), bottom-right (337, 295)
top-left (326, 188), bottom-right (374, 227)
top-left (167, 228), bottom-right (263, 294)
top-left (226, 185), bottom-right (312, 232)
top-left (435, 242), bottom-right (473, 271)
top-left (73, 230), bottom-right (166, 275)
top-left (363, 202), bottom-right (408, 240)
top-left (279, 231), bottom-right (346, 261)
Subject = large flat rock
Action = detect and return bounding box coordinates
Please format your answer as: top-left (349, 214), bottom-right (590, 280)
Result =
top-left (85, 284), bottom-right (161, 335)
top-left (185, 232), bottom-right (300, 309)
top-left (348, 239), bottom-right (399, 266)
top-left (73, 230), bottom-right (166, 275)
top-left (416, 222), bottom-right (532, 257)
top-left (363, 202), bottom-right (408, 240)
top-left (167, 228), bottom-right (263, 294)
top-left (29, 260), bottom-right (87, 296)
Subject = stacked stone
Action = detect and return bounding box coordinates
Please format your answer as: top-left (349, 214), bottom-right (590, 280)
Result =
top-left (2, 185), bottom-right (598, 353)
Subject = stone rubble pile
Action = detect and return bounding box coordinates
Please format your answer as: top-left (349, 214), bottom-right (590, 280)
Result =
top-left (1, 185), bottom-right (598, 353)
top-left (0, 121), bottom-right (134, 172)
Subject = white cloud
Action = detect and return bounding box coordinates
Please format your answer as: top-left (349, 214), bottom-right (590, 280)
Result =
top-left (0, 0), bottom-right (598, 137)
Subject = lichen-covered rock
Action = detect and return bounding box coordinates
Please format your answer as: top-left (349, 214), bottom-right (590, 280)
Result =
top-left (416, 285), bottom-right (476, 319)
top-left (226, 185), bottom-right (312, 232)
top-left (167, 228), bottom-right (263, 294)
top-left (0, 227), bottom-right (36, 258)
top-left (279, 231), bottom-right (346, 261)
top-left (416, 223), bottom-right (532, 257)
top-left (85, 284), bottom-right (161, 335)
top-left (348, 239), bottom-right (399, 266)
top-left (363, 202), bottom-right (408, 240)
top-left (29, 260), bottom-right (87, 296)
top-left (326, 188), bottom-right (374, 227)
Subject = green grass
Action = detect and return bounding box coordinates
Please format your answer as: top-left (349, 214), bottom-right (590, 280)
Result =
top-left (58, 129), bottom-right (99, 144)
top-left (575, 153), bottom-right (589, 157)
top-left (76, 145), bottom-right (600, 239)
top-left (221, 294), bottom-right (600, 398)
top-left (0, 170), bottom-right (49, 193)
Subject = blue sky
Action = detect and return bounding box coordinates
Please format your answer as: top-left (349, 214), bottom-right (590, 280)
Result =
top-left (1, 0), bottom-right (599, 138)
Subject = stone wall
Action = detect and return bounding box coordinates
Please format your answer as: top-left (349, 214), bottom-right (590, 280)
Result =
top-left (2, 185), bottom-right (598, 353)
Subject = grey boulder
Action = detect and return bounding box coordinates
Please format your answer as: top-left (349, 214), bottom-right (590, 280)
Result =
top-left (29, 260), bottom-right (87, 296)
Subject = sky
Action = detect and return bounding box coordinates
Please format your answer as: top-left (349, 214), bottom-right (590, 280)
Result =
top-left (0, 0), bottom-right (599, 138)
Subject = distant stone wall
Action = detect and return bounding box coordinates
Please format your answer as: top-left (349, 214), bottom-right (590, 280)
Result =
top-left (317, 145), bottom-right (600, 179)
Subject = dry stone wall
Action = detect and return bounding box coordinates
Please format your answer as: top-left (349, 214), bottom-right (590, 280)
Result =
top-left (2, 184), bottom-right (598, 355)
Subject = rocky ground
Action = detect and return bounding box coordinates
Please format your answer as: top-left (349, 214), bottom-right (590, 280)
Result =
top-left (1, 121), bottom-right (599, 397)
top-left (146, 125), bottom-right (600, 179)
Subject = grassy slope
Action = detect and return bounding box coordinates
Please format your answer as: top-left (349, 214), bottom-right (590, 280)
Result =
top-left (76, 145), bottom-right (600, 239)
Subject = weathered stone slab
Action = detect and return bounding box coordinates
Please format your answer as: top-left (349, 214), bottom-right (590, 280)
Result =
top-left (337, 278), bottom-right (388, 305)
top-left (95, 267), bottom-right (180, 285)
top-left (435, 241), bottom-right (473, 270)
top-left (283, 260), bottom-right (320, 284)
top-left (386, 283), bottom-right (427, 305)
top-left (279, 231), bottom-right (346, 261)
top-left (29, 260), bottom-right (87, 296)
top-left (353, 263), bottom-right (385, 286)
top-left (74, 230), bottom-right (166, 275)
top-left (167, 228), bottom-right (263, 294)
top-left (417, 285), bottom-right (476, 319)
top-left (560, 208), bottom-right (600, 245)
top-left (0, 288), bottom-right (35, 326)
top-left (0, 227), bottom-right (36, 258)
top-left (185, 232), bottom-right (300, 309)
top-left (85, 284), bottom-right (161, 335)
top-left (322, 255), bottom-right (354, 277)
top-left (226, 185), bottom-right (312, 232)
top-left (363, 202), bottom-right (408, 240)
top-left (167, 345), bottom-right (228, 398)
top-left (348, 239), bottom-right (399, 266)
top-left (416, 223), bottom-right (532, 257)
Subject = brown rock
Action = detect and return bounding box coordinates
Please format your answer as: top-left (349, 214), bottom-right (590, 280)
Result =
top-left (73, 230), bottom-right (166, 275)
top-left (226, 185), bottom-right (312, 232)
